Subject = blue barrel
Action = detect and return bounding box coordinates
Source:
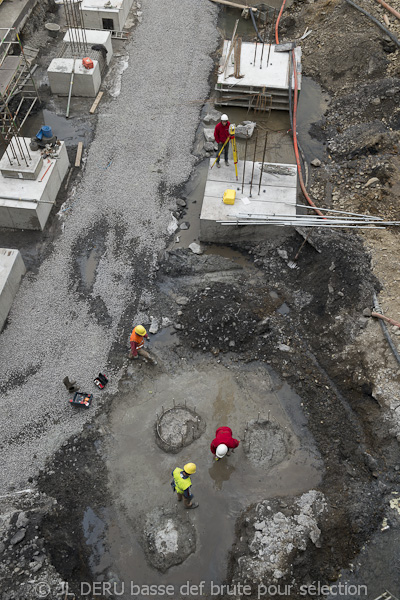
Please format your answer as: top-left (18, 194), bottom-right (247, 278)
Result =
top-left (36, 126), bottom-right (53, 140)
top-left (42, 125), bottom-right (53, 138)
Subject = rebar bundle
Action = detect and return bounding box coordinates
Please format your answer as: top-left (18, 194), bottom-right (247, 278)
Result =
top-left (64, 0), bottom-right (88, 56)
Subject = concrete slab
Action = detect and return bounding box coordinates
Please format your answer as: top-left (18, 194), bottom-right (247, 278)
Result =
top-left (0, 139), bottom-right (70, 230)
top-left (199, 159), bottom-right (297, 243)
top-left (0, 248), bottom-right (26, 332)
top-left (216, 41), bottom-right (302, 111)
top-left (0, 56), bottom-right (21, 96)
top-left (80, 0), bottom-right (134, 30)
top-left (47, 58), bottom-right (101, 97)
top-left (0, 0), bottom-right (37, 31)
top-left (0, 147), bottom-right (43, 180)
top-left (63, 28), bottom-right (113, 65)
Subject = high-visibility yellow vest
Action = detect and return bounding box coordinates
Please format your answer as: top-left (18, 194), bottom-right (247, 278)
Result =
top-left (173, 467), bottom-right (192, 494)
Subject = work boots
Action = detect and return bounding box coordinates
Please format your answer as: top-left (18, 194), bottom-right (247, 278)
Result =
top-left (63, 376), bottom-right (78, 393)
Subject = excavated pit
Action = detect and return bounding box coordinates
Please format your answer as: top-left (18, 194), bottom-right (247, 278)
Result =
top-left (141, 507), bottom-right (196, 573)
top-left (243, 419), bottom-right (292, 469)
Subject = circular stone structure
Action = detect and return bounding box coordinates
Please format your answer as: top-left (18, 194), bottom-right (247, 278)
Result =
top-left (155, 405), bottom-right (205, 453)
top-left (142, 507), bottom-right (196, 572)
top-left (243, 419), bottom-right (292, 468)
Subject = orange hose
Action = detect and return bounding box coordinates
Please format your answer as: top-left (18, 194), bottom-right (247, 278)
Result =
top-left (371, 312), bottom-right (400, 328)
top-left (374, 0), bottom-right (400, 21)
top-left (291, 51), bottom-right (325, 217)
top-left (275, 0), bottom-right (287, 44)
top-left (275, 0), bottom-right (324, 217)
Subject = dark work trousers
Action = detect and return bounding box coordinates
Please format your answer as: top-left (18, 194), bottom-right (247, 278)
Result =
top-left (217, 141), bottom-right (229, 163)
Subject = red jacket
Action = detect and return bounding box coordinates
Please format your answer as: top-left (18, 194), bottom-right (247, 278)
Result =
top-left (214, 121), bottom-right (231, 144)
top-left (210, 427), bottom-right (240, 454)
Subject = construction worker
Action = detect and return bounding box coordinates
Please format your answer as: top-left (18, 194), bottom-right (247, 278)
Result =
top-left (210, 426), bottom-right (240, 460)
top-left (129, 325), bottom-right (157, 365)
top-left (171, 463), bottom-right (199, 509)
top-left (214, 114), bottom-right (231, 168)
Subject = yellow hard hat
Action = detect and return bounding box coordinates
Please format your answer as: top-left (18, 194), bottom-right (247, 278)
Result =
top-left (184, 462), bottom-right (196, 474)
top-left (135, 325), bottom-right (146, 336)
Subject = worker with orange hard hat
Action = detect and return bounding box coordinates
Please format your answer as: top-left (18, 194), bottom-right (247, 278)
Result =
top-left (129, 325), bottom-right (157, 365)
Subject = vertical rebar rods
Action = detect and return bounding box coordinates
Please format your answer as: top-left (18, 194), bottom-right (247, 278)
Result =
top-left (266, 9), bottom-right (276, 68)
top-left (249, 133), bottom-right (258, 197)
top-left (260, 21), bottom-right (268, 68)
top-left (241, 137), bottom-right (248, 194)
top-left (64, 0), bottom-right (88, 56)
top-left (258, 133), bottom-right (268, 194)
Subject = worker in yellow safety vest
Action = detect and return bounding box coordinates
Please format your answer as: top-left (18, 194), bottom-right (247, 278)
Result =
top-left (171, 463), bottom-right (199, 509)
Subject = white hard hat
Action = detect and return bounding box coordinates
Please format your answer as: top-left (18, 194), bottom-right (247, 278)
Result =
top-left (216, 444), bottom-right (228, 458)
top-left (221, 114), bottom-right (229, 121)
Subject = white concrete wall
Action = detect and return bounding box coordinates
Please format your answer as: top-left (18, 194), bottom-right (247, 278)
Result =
top-left (80, 8), bottom-right (121, 30)
top-left (0, 249), bottom-right (26, 332)
top-left (80, 0), bottom-right (134, 30)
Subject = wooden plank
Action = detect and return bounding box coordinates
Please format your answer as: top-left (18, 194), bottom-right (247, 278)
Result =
top-left (75, 142), bottom-right (83, 168)
top-left (209, 0), bottom-right (257, 10)
top-left (89, 91), bottom-right (104, 114)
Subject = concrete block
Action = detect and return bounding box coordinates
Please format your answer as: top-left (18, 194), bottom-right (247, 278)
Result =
top-left (0, 149), bottom-right (43, 180)
top-left (47, 58), bottom-right (101, 97)
top-left (48, 58), bottom-right (74, 95)
top-left (0, 249), bottom-right (26, 332)
top-left (199, 158), bottom-right (297, 243)
top-left (63, 29), bottom-right (113, 65)
top-left (0, 139), bottom-right (70, 230)
top-left (72, 59), bottom-right (101, 97)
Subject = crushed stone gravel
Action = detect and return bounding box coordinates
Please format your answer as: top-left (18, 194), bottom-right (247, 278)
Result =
top-left (0, 0), bottom-right (219, 493)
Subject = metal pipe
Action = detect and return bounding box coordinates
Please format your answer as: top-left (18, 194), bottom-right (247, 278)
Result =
top-left (241, 137), bottom-right (248, 194)
top-left (66, 67), bottom-right (74, 118)
top-left (258, 133), bottom-right (268, 194)
top-left (219, 221), bottom-right (387, 229)
top-left (253, 40), bottom-right (258, 66)
top-left (249, 133), bottom-right (258, 197)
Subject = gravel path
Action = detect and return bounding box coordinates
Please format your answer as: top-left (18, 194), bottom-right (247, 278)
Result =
top-left (0, 0), bottom-right (218, 493)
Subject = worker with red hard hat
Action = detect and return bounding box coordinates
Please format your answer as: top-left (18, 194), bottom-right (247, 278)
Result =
top-left (129, 325), bottom-right (157, 365)
top-left (210, 426), bottom-right (240, 460)
top-left (214, 114), bottom-right (231, 168)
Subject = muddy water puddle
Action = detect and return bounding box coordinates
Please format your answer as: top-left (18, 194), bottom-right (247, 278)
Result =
top-left (20, 108), bottom-right (93, 146)
top-left (94, 361), bottom-right (323, 599)
top-left (77, 245), bottom-right (103, 289)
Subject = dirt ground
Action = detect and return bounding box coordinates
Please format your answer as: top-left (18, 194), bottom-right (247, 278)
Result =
top-left (1, 0), bottom-right (400, 598)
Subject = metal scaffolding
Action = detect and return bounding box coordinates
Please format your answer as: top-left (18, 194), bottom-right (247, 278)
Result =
top-left (0, 28), bottom-right (40, 166)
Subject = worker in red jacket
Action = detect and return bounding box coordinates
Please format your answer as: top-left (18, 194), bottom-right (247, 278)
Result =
top-left (214, 114), bottom-right (230, 168)
top-left (210, 426), bottom-right (240, 460)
